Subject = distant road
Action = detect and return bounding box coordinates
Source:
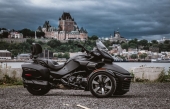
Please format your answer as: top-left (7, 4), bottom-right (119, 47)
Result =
top-left (0, 60), bottom-right (25, 62)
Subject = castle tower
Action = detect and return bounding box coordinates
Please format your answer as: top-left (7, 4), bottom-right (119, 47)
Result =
top-left (59, 12), bottom-right (74, 32)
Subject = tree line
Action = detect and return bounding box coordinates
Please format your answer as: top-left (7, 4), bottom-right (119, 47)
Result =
top-left (0, 35), bottom-right (98, 58)
top-left (0, 28), bottom-right (45, 38)
top-left (120, 38), bottom-right (170, 52)
top-left (0, 35), bottom-right (170, 58)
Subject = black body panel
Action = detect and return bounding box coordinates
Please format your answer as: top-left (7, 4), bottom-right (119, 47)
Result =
top-left (103, 63), bottom-right (129, 75)
top-left (22, 63), bottom-right (50, 80)
top-left (35, 58), bottom-right (64, 70)
top-left (50, 60), bottom-right (79, 78)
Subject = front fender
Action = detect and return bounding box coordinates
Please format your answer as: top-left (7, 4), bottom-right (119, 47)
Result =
top-left (87, 68), bottom-right (116, 85)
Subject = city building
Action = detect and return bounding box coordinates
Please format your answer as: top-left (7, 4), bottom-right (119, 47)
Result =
top-left (69, 52), bottom-right (86, 57)
top-left (109, 44), bottom-right (123, 55)
top-left (8, 32), bottom-right (23, 38)
top-left (0, 50), bottom-right (11, 59)
top-left (157, 37), bottom-right (170, 43)
top-left (37, 12), bottom-right (88, 41)
top-left (17, 53), bottom-right (30, 60)
top-left (109, 31), bottom-right (126, 43)
top-left (39, 50), bottom-right (53, 59)
top-left (0, 31), bottom-right (27, 43)
top-left (149, 46), bottom-right (159, 52)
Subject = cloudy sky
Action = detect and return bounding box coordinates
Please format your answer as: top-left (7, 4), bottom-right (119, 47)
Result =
top-left (0, 0), bottom-right (170, 40)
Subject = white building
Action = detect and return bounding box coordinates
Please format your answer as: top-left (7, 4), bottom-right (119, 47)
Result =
top-left (8, 32), bottom-right (23, 38)
top-left (109, 31), bottom-right (126, 43)
top-left (69, 52), bottom-right (86, 57)
top-left (157, 37), bottom-right (170, 43)
top-left (17, 53), bottom-right (30, 60)
top-left (0, 50), bottom-right (11, 59)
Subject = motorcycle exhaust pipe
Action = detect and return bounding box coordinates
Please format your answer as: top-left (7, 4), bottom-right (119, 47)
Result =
top-left (23, 79), bottom-right (48, 86)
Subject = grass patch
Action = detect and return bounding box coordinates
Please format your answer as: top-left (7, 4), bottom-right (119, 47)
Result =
top-left (155, 70), bottom-right (170, 82)
top-left (131, 69), bottom-right (170, 83)
top-left (0, 74), bottom-right (23, 85)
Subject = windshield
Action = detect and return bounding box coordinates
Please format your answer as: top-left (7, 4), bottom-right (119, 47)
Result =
top-left (96, 40), bottom-right (108, 51)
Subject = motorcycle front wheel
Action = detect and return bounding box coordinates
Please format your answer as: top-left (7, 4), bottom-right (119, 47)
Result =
top-left (26, 85), bottom-right (50, 95)
top-left (89, 72), bottom-right (116, 98)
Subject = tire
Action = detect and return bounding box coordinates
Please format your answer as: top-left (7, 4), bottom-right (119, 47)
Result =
top-left (26, 85), bottom-right (50, 95)
top-left (113, 91), bottom-right (128, 95)
top-left (89, 72), bottom-right (116, 98)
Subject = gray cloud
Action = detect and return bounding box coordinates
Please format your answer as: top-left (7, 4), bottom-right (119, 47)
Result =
top-left (0, 0), bottom-right (170, 40)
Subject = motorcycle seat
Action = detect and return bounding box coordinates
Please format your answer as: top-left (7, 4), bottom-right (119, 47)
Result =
top-left (47, 60), bottom-right (64, 70)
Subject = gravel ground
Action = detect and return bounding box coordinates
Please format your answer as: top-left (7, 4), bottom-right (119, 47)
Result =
top-left (0, 83), bottom-right (170, 109)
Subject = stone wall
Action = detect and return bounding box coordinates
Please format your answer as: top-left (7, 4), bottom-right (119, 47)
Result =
top-left (131, 66), bottom-right (164, 81)
top-left (0, 64), bottom-right (165, 82)
top-left (0, 38), bottom-right (28, 43)
top-left (0, 65), bottom-right (22, 80)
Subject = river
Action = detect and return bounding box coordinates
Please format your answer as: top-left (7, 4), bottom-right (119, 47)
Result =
top-left (1, 62), bottom-right (170, 72)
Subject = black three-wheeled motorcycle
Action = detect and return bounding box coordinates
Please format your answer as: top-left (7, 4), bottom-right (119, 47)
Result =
top-left (22, 40), bottom-right (132, 98)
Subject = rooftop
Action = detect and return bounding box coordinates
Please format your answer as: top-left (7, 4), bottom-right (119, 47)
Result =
top-left (60, 12), bottom-right (73, 20)
top-left (0, 50), bottom-right (11, 53)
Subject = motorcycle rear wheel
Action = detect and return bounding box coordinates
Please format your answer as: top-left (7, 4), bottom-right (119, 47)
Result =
top-left (26, 86), bottom-right (50, 95)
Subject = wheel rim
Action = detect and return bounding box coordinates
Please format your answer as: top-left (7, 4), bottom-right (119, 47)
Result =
top-left (92, 74), bottom-right (112, 95)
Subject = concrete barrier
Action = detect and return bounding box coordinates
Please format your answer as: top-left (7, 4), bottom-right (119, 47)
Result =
top-left (0, 65), bottom-right (165, 82)
top-left (0, 68), bottom-right (22, 80)
top-left (131, 66), bottom-right (164, 81)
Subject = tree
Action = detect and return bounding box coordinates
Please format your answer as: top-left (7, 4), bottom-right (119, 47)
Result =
top-left (63, 52), bottom-right (70, 59)
top-left (19, 28), bottom-right (35, 38)
top-left (26, 39), bottom-right (35, 45)
top-left (47, 40), bottom-right (61, 48)
top-left (57, 53), bottom-right (63, 58)
top-left (121, 43), bottom-right (128, 51)
top-left (143, 53), bottom-right (147, 60)
top-left (37, 41), bottom-right (44, 45)
top-left (138, 39), bottom-right (148, 46)
top-left (129, 43), bottom-right (137, 49)
top-left (151, 40), bottom-right (158, 44)
top-left (164, 40), bottom-right (170, 44)
top-left (139, 53), bottom-right (147, 60)
top-left (36, 32), bottom-right (45, 38)
top-left (103, 40), bottom-right (112, 48)
top-left (2, 32), bottom-right (9, 38)
top-left (0, 34), bottom-right (2, 39)
top-left (131, 54), bottom-right (138, 59)
top-left (128, 38), bottom-right (138, 49)
top-left (88, 35), bottom-right (98, 40)
top-left (1, 28), bottom-right (7, 30)
top-left (129, 38), bottom-right (138, 44)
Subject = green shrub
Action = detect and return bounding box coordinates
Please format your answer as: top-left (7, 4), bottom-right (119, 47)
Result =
top-left (155, 71), bottom-right (165, 82)
top-left (131, 70), bottom-right (170, 83)
top-left (0, 74), bottom-right (23, 85)
top-left (155, 70), bottom-right (170, 82)
top-left (135, 78), bottom-right (149, 82)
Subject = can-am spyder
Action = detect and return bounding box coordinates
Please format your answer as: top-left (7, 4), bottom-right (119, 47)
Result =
top-left (22, 40), bottom-right (132, 98)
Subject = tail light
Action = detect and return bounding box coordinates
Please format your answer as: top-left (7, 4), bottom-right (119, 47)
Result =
top-left (25, 74), bottom-right (32, 77)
